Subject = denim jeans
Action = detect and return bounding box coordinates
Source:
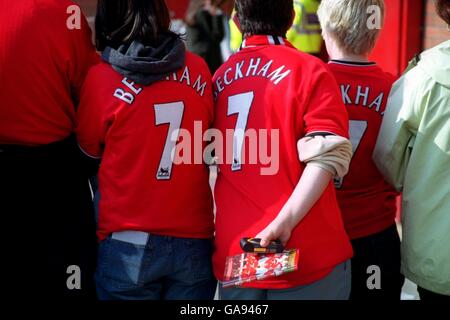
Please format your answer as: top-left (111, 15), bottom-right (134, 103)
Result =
top-left (95, 233), bottom-right (217, 300)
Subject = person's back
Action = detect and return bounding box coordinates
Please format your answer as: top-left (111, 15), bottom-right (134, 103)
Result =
top-left (213, 38), bottom-right (353, 289)
top-left (77, 51), bottom-right (214, 242)
top-left (0, 0), bottom-right (97, 145)
top-left (213, 1), bottom-right (354, 300)
top-left (76, 0), bottom-right (217, 300)
top-left (0, 0), bottom-right (98, 298)
top-left (318, 0), bottom-right (404, 300)
top-left (328, 61), bottom-right (397, 240)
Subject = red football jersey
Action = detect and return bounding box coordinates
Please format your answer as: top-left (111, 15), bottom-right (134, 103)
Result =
top-left (328, 60), bottom-right (398, 240)
top-left (76, 52), bottom-right (215, 241)
top-left (212, 35), bottom-right (353, 289)
top-left (0, 0), bottom-right (98, 145)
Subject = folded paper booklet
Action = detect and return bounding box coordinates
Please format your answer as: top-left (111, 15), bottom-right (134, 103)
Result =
top-left (223, 249), bottom-right (299, 288)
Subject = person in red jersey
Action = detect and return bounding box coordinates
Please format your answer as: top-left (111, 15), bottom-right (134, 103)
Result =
top-left (213, 0), bottom-right (354, 300)
top-left (76, 0), bottom-right (216, 300)
top-left (0, 0), bottom-right (98, 298)
top-left (318, 0), bottom-right (404, 300)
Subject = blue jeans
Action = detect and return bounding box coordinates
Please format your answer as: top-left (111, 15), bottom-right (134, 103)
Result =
top-left (95, 233), bottom-right (217, 300)
top-left (219, 260), bottom-right (351, 300)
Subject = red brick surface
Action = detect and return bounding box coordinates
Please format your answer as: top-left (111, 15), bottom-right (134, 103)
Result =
top-left (73, 0), bottom-right (96, 17)
top-left (72, 0), bottom-right (96, 42)
top-left (423, 0), bottom-right (449, 49)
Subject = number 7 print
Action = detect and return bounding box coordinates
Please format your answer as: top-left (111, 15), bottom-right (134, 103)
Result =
top-left (227, 92), bottom-right (255, 171)
top-left (334, 120), bottom-right (368, 189)
top-left (154, 102), bottom-right (184, 180)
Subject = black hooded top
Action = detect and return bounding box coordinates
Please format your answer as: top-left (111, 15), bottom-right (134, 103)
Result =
top-left (102, 35), bottom-right (186, 86)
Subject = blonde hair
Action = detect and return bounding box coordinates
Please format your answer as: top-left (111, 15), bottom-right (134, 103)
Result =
top-left (318, 0), bottom-right (385, 55)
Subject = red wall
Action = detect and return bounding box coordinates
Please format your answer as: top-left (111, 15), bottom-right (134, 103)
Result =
top-left (370, 0), bottom-right (423, 77)
top-left (165, 0), bottom-right (189, 19)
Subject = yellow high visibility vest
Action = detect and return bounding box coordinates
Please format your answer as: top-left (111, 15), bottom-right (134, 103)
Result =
top-left (287, 0), bottom-right (323, 54)
top-left (229, 10), bottom-right (242, 53)
top-left (229, 1), bottom-right (322, 54)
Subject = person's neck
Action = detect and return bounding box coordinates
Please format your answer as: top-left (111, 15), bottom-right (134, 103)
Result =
top-left (244, 33), bottom-right (284, 38)
top-left (329, 50), bottom-right (369, 63)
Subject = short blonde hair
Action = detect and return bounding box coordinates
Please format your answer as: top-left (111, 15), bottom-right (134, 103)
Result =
top-left (318, 0), bottom-right (385, 55)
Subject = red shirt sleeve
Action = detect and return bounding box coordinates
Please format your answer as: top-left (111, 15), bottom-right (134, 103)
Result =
top-left (76, 67), bottom-right (115, 158)
top-left (302, 62), bottom-right (349, 138)
top-left (68, 10), bottom-right (100, 102)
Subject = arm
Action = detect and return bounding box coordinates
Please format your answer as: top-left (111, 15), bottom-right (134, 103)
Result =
top-left (257, 135), bottom-right (352, 246)
top-left (257, 165), bottom-right (333, 246)
top-left (68, 9), bottom-right (99, 103)
top-left (257, 63), bottom-right (352, 246)
top-left (75, 79), bottom-right (104, 177)
top-left (373, 68), bottom-right (424, 191)
top-left (75, 71), bottom-right (110, 164)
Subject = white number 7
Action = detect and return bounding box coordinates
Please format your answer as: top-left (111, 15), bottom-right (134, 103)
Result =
top-left (228, 92), bottom-right (254, 171)
top-left (334, 120), bottom-right (368, 188)
top-left (154, 102), bottom-right (184, 180)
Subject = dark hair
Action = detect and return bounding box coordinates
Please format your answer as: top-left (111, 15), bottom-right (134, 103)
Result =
top-left (235, 0), bottom-right (294, 37)
top-left (95, 0), bottom-right (174, 51)
top-left (436, 0), bottom-right (450, 25)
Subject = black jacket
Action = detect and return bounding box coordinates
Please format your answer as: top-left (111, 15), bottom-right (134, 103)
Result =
top-left (186, 10), bottom-right (225, 74)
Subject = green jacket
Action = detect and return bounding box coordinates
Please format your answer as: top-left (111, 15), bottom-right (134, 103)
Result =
top-left (373, 40), bottom-right (450, 295)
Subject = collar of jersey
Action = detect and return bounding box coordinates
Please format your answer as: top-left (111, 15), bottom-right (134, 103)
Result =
top-left (241, 35), bottom-right (294, 49)
top-left (329, 59), bottom-right (377, 67)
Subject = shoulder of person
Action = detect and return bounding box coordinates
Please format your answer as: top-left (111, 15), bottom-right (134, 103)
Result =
top-left (398, 58), bottom-right (436, 95)
top-left (80, 61), bottom-right (124, 98)
top-left (185, 52), bottom-right (212, 77)
top-left (372, 66), bottom-right (397, 87)
top-left (416, 40), bottom-right (450, 89)
top-left (86, 61), bottom-right (118, 80)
